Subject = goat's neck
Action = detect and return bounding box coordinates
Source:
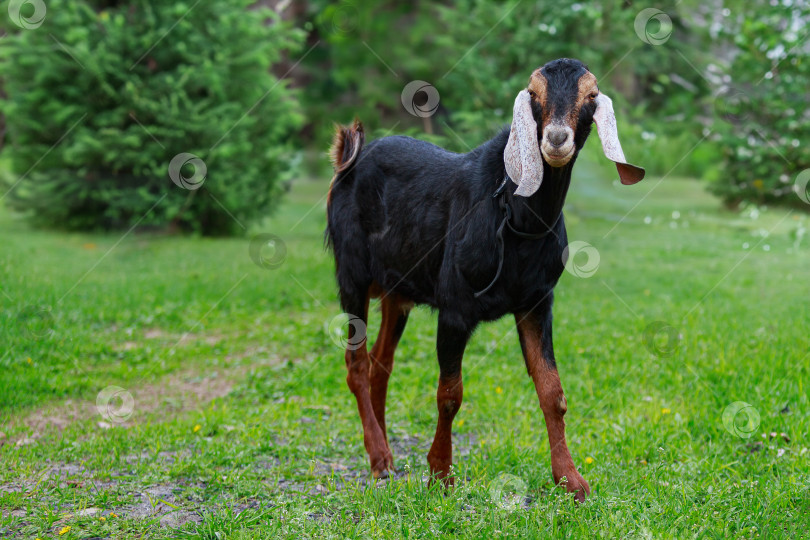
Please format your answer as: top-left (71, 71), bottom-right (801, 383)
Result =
top-left (507, 158), bottom-right (574, 233)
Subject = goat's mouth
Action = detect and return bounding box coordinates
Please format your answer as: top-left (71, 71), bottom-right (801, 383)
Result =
top-left (541, 145), bottom-right (575, 168)
top-left (540, 124), bottom-right (575, 168)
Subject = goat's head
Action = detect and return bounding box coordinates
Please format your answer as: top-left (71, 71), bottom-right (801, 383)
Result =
top-left (504, 58), bottom-right (645, 197)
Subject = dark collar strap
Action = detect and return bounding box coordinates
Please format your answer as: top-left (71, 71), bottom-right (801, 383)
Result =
top-left (499, 197), bottom-right (558, 240)
top-left (473, 175), bottom-right (560, 298)
top-left (492, 175), bottom-right (559, 239)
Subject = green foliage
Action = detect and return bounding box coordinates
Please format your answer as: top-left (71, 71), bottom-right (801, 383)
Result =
top-left (434, 1), bottom-right (692, 141)
top-left (0, 0), bottom-right (304, 235)
top-left (431, 0), bottom-right (715, 177)
top-left (299, 0), bottom-right (809, 208)
top-left (301, 0), bottom-right (444, 150)
top-left (709, 1), bottom-right (810, 208)
top-left (300, 0), bottom-right (712, 178)
top-left (2, 0), bottom-right (808, 232)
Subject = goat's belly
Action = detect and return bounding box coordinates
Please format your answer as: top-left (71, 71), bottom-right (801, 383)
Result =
top-left (368, 237), bottom-right (443, 306)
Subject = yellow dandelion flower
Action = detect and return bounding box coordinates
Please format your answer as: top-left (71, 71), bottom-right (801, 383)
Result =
top-left (59, 526), bottom-right (71, 535)
top-left (457, 419), bottom-right (464, 427)
top-left (193, 424), bottom-right (201, 433)
top-left (585, 457), bottom-right (594, 464)
top-left (27, 357), bottom-right (33, 364)
top-left (99, 516), bottom-right (106, 522)
top-left (661, 408), bottom-right (671, 415)
top-left (110, 512), bottom-right (118, 518)
top-left (495, 386), bottom-right (503, 394)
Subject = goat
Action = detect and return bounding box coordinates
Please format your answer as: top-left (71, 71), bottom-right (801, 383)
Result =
top-left (325, 58), bottom-right (644, 501)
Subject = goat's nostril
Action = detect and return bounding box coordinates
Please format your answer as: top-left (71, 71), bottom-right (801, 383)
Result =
top-left (546, 130), bottom-right (568, 148)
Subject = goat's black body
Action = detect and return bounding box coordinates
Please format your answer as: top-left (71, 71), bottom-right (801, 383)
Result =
top-left (327, 128), bottom-right (576, 335)
top-left (325, 58), bottom-right (627, 498)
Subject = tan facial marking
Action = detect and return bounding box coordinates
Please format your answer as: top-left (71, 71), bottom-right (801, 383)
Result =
top-left (576, 72), bottom-right (599, 108)
top-left (569, 71), bottom-right (598, 127)
top-left (529, 70), bottom-right (598, 131)
top-left (528, 70), bottom-right (552, 128)
top-left (528, 69), bottom-right (547, 105)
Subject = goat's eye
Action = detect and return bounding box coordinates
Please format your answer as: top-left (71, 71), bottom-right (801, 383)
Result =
top-left (589, 92), bottom-right (598, 101)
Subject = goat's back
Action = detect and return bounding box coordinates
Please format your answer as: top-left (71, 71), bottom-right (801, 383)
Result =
top-left (326, 129), bottom-right (501, 306)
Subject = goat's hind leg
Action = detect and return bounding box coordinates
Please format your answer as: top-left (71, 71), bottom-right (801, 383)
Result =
top-left (369, 290), bottom-right (411, 449)
top-left (341, 286), bottom-right (394, 478)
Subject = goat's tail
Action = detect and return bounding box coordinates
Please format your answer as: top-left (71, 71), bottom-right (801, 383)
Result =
top-left (329, 118), bottom-right (364, 175)
top-left (325, 119), bottom-right (364, 252)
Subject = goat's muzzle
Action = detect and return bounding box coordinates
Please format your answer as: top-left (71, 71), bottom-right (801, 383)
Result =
top-left (541, 124), bottom-right (575, 167)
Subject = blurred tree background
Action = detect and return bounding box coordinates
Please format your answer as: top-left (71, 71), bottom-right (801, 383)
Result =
top-left (0, 0), bottom-right (304, 235)
top-left (1, 0), bottom-right (808, 235)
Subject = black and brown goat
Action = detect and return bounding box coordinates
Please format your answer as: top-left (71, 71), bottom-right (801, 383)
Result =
top-left (325, 58), bottom-right (644, 501)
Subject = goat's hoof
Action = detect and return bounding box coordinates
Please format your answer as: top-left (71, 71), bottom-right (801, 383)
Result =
top-left (426, 458), bottom-right (454, 488)
top-left (427, 473), bottom-right (454, 489)
top-left (370, 451), bottom-right (394, 479)
top-left (372, 467), bottom-right (390, 480)
top-left (428, 465), bottom-right (456, 489)
top-left (557, 470), bottom-right (590, 502)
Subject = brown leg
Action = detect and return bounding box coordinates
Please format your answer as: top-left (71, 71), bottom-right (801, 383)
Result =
top-left (369, 293), bottom-right (411, 445)
top-left (426, 316), bottom-right (469, 485)
top-left (427, 374), bottom-right (463, 484)
top-left (345, 296), bottom-right (392, 478)
top-left (515, 311), bottom-right (590, 501)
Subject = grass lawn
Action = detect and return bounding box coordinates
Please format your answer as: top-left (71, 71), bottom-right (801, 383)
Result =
top-left (1, 152), bottom-right (808, 538)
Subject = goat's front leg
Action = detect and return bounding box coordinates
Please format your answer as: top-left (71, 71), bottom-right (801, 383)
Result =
top-left (427, 314), bottom-right (470, 486)
top-left (515, 308), bottom-right (590, 502)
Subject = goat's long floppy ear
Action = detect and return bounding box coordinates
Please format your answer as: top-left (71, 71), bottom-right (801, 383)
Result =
top-left (593, 93), bottom-right (645, 185)
top-left (504, 89), bottom-right (543, 197)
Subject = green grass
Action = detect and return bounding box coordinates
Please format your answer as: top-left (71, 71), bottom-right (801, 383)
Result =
top-left (1, 152), bottom-right (809, 538)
